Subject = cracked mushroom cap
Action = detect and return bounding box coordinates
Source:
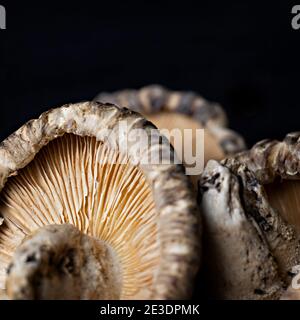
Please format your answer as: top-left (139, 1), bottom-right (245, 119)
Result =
top-left (0, 102), bottom-right (200, 300)
top-left (198, 132), bottom-right (300, 300)
top-left (95, 85), bottom-right (246, 171)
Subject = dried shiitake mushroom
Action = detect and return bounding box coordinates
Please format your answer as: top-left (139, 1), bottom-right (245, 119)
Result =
top-left (199, 132), bottom-right (300, 300)
top-left (95, 85), bottom-right (245, 172)
top-left (0, 102), bottom-right (200, 300)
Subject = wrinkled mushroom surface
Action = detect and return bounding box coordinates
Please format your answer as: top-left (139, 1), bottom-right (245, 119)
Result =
top-left (0, 102), bottom-right (200, 300)
top-left (95, 85), bottom-right (245, 169)
top-left (199, 132), bottom-right (300, 300)
top-left (227, 132), bottom-right (300, 233)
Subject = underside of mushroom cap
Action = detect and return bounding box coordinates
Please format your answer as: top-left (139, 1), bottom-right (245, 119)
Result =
top-left (95, 85), bottom-right (246, 162)
top-left (0, 102), bottom-right (200, 300)
top-left (198, 132), bottom-right (300, 299)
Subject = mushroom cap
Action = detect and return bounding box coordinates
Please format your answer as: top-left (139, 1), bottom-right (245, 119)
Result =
top-left (225, 132), bottom-right (300, 183)
top-left (199, 160), bottom-right (284, 299)
top-left (95, 85), bottom-right (246, 160)
top-left (224, 132), bottom-right (300, 233)
top-left (199, 132), bottom-right (300, 299)
top-left (0, 102), bottom-right (200, 299)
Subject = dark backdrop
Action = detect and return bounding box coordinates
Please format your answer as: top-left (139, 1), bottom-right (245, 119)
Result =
top-left (0, 0), bottom-right (299, 147)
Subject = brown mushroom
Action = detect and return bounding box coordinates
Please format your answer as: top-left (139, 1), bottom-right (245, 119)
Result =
top-left (0, 102), bottom-right (200, 300)
top-left (95, 85), bottom-right (245, 182)
top-left (198, 132), bottom-right (300, 300)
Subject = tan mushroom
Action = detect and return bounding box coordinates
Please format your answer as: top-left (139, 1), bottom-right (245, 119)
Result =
top-left (0, 102), bottom-right (200, 300)
top-left (95, 85), bottom-right (245, 182)
top-left (198, 132), bottom-right (300, 299)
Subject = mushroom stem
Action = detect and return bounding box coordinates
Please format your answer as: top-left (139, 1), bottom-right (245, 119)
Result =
top-left (5, 224), bottom-right (122, 300)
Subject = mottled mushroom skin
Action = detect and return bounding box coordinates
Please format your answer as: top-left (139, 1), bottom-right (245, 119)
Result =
top-left (6, 224), bottom-right (121, 300)
top-left (225, 132), bottom-right (300, 183)
top-left (95, 85), bottom-right (245, 158)
top-left (199, 161), bottom-right (284, 300)
top-left (199, 132), bottom-right (300, 300)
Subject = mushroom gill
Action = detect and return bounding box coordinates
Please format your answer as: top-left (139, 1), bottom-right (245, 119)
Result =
top-left (0, 134), bottom-right (158, 300)
top-left (265, 180), bottom-right (300, 232)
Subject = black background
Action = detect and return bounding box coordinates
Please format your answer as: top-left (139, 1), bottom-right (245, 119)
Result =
top-left (0, 0), bottom-right (299, 147)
